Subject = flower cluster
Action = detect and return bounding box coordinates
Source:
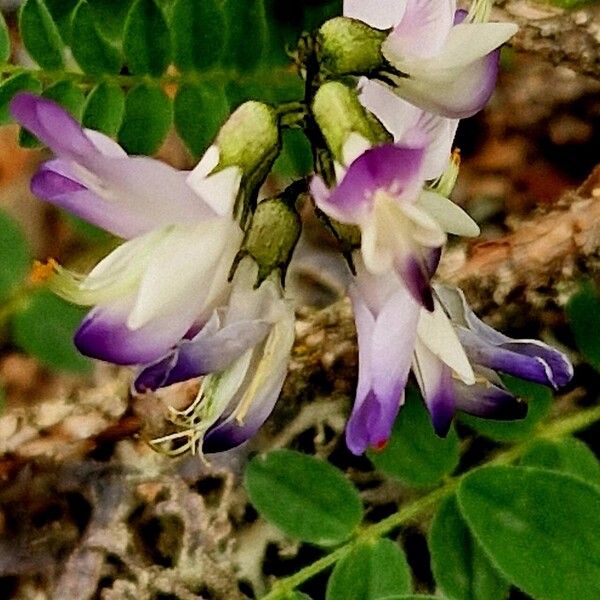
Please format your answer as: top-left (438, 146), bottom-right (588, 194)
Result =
top-left (13, 0), bottom-right (573, 458)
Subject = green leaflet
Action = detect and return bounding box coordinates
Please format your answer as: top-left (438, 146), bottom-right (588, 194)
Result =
top-left (245, 449), bottom-right (363, 546)
top-left (118, 83), bottom-right (172, 155)
top-left (19, 0), bottom-right (65, 69)
top-left (123, 0), bottom-right (171, 76)
top-left (82, 81), bottom-right (125, 137)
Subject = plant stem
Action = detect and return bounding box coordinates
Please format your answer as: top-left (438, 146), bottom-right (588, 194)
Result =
top-left (260, 403), bottom-right (600, 599)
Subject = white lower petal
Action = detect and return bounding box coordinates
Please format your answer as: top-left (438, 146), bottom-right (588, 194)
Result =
top-left (417, 191), bottom-right (480, 236)
top-left (343, 0), bottom-right (408, 29)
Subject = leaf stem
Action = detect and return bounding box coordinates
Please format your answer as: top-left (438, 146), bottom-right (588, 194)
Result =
top-left (260, 403), bottom-right (600, 599)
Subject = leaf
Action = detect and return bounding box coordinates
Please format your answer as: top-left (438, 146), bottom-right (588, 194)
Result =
top-left (222, 0), bottom-right (267, 71)
top-left (118, 83), bottom-right (172, 155)
top-left (429, 495), bottom-right (508, 600)
top-left (71, 0), bottom-right (122, 75)
top-left (0, 12), bottom-right (11, 64)
top-left (82, 81), bottom-right (125, 137)
top-left (274, 129), bottom-right (313, 177)
top-left (326, 539), bottom-right (412, 600)
top-left (11, 289), bottom-right (91, 373)
top-left (460, 376), bottom-right (553, 442)
top-left (174, 82), bottom-right (229, 158)
top-left (520, 437), bottom-right (600, 486)
top-left (20, 80), bottom-right (85, 148)
top-left (123, 0), bottom-right (170, 76)
top-left (44, 0), bottom-right (79, 44)
top-left (368, 387), bottom-right (459, 487)
top-left (171, 0), bottom-right (225, 72)
top-left (457, 466), bottom-right (600, 600)
top-left (244, 449), bottom-right (363, 546)
top-left (0, 210), bottom-right (30, 302)
top-left (566, 279), bottom-right (600, 372)
top-left (88, 0), bottom-right (135, 41)
top-left (19, 0), bottom-right (65, 69)
top-left (0, 72), bottom-right (41, 125)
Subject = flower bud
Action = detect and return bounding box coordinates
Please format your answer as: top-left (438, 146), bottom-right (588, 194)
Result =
top-left (318, 17), bottom-right (386, 77)
top-left (216, 101), bottom-right (281, 177)
top-left (243, 197), bottom-right (302, 283)
top-left (312, 82), bottom-right (390, 163)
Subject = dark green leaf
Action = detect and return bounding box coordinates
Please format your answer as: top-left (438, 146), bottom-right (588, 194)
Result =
top-left (20, 80), bottom-right (85, 148)
top-left (171, 0), bottom-right (225, 71)
top-left (460, 376), bottom-right (553, 442)
top-left (82, 82), bottom-right (125, 137)
top-left (245, 449), bottom-right (363, 546)
top-left (520, 437), bottom-right (600, 485)
top-left (11, 289), bottom-right (91, 373)
top-left (118, 83), bottom-right (172, 155)
top-left (567, 279), bottom-right (600, 372)
top-left (0, 13), bottom-right (11, 65)
top-left (326, 539), bottom-right (411, 600)
top-left (274, 129), bottom-right (313, 177)
top-left (222, 0), bottom-right (267, 71)
top-left (44, 0), bottom-right (79, 44)
top-left (19, 0), bottom-right (65, 69)
top-left (0, 72), bottom-right (41, 125)
top-left (368, 387), bottom-right (459, 487)
top-left (123, 0), bottom-right (170, 76)
top-left (71, 0), bottom-right (122, 74)
top-left (458, 466), bottom-right (600, 600)
top-left (174, 82), bottom-right (229, 157)
top-left (88, 0), bottom-right (135, 40)
top-left (0, 210), bottom-right (30, 301)
top-left (429, 495), bottom-right (508, 600)
top-left (379, 597), bottom-right (437, 600)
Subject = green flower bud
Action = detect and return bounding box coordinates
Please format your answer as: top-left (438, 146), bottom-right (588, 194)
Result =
top-left (318, 17), bottom-right (387, 77)
top-left (312, 81), bottom-right (390, 163)
top-left (217, 101), bottom-right (281, 176)
top-left (243, 197), bottom-right (302, 284)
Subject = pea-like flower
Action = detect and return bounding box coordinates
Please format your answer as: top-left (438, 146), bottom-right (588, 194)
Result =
top-left (344, 0), bottom-right (518, 119)
top-left (345, 261), bottom-right (574, 455)
top-left (11, 93), bottom-right (243, 365)
top-left (311, 139), bottom-right (479, 310)
top-left (139, 260), bottom-right (295, 456)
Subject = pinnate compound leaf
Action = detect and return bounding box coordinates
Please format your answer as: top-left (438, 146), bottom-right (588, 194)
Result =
top-left (457, 466), bottom-right (600, 600)
top-left (0, 210), bottom-right (30, 302)
top-left (0, 72), bottom-right (41, 125)
top-left (368, 387), bottom-right (459, 487)
top-left (460, 376), bottom-right (552, 442)
top-left (123, 0), bottom-right (170, 76)
top-left (566, 279), bottom-right (600, 373)
top-left (429, 495), bottom-right (508, 600)
top-left (20, 80), bottom-right (85, 148)
top-left (118, 83), bottom-right (171, 155)
top-left (71, 0), bottom-right (122, 75)
top-left (171, 0), bottom-right (225, 71)
top-left (11, 290), bottom-right (91, 373)
top-left (222, 0), bottom-right (267, 71)
top-left (20, 0), bottom-right (65, 69)
top-left (520, 437), bottom-right (600, 486)
top-left (174, 82), bottom-right (229, 158)
top-left (326, 539), bottom-right (411, 600)
top-left (82, 82), bottom-right (125, 137)
top-left (245, 449), bottom-right (362, 546)
top-left (0, 13), bottom-right (11, 65)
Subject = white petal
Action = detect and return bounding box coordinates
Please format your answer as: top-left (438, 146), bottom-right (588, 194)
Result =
top-left (84, 129), bottom-right (128, 158)
top-left (417, 191), bottom-right (480, 236)
top-left (342, 132), bottom-right (372, 166)
top-left (343, 0), bottom-right (407, 29)
top-left (188, 145), bottom-right (220, 180)
top-left (417, 300), bottom-right (475, 384)
top-left (187, 165), bottom-right (242, 217)
top-left (398, 202), bottom-right (447, 247)
top-left (127, 220), bottom-right (242, 329)
top-left (361, 216), bottom-right (394, 274)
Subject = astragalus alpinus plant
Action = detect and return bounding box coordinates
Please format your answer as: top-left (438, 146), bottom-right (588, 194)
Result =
top-left (3, 0), bottom-right (600, 598)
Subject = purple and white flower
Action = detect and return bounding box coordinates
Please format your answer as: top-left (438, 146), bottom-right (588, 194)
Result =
top-left (11, 93), bottom-right (243, 366)
top-left (143, 260), bottom-right (295, 456)
top-left (311, 139), bottom-right (478, 310)
top-left (345, 262), bottom-right (573, 454)
top-left (344, 0), bottom-right (518, 119)
top-left (413, 284), bottom-right (573, 436)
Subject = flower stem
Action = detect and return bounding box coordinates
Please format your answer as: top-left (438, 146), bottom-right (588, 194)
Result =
top-left (259, 403), bottom-right (600, 599)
